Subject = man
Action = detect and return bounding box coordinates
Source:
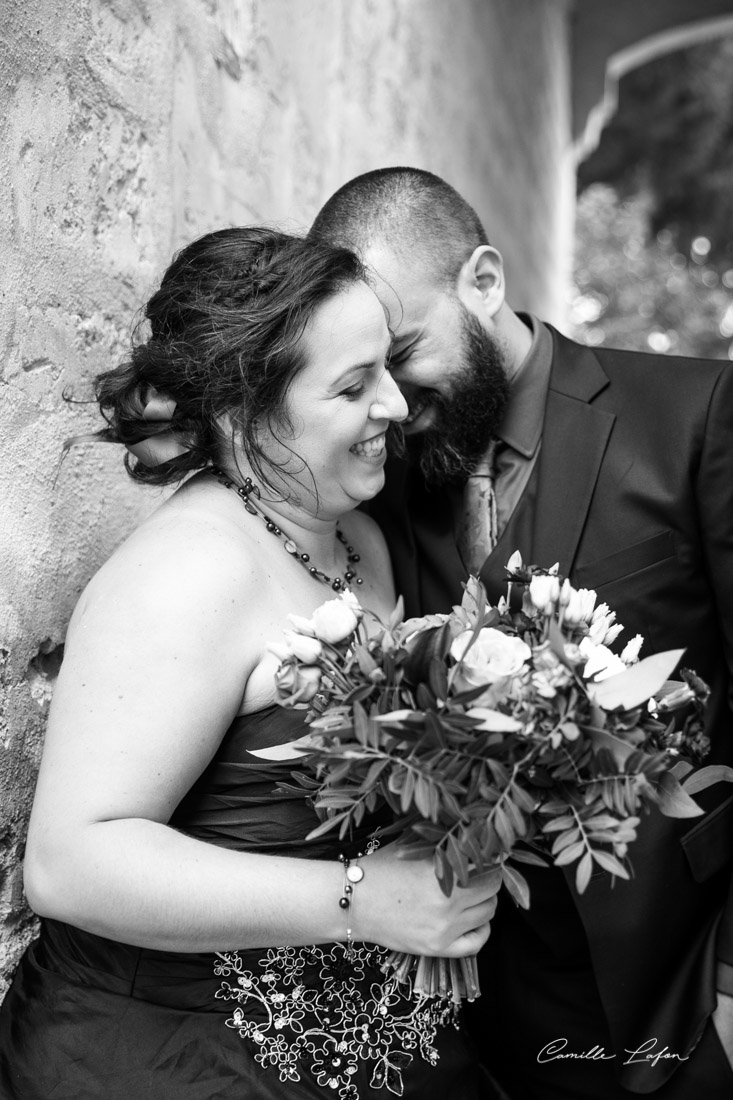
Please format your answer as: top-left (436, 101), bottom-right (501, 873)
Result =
top-left (310, 167), bottom-right (733, 1099)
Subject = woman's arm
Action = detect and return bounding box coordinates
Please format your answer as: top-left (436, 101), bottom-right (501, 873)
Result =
top-left (24, 509), bottom-right (495, 957)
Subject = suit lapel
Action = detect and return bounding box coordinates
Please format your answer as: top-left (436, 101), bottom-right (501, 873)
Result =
top-left (531, 330), bottom-right (615, 577)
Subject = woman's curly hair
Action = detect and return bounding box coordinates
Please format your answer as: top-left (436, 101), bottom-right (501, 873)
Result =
top-left (95, 226), bottom-right (366, 486)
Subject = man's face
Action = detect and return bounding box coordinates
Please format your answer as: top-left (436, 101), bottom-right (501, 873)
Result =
top-left (364, 246), bottom-right (510, 483)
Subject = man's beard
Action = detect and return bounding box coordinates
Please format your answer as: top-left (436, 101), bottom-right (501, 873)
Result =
top-left (405, 306), bottom-right (510, 485)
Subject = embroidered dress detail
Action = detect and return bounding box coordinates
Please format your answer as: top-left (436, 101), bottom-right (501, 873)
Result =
top-left (214, 943), bottom-right (458, 1097)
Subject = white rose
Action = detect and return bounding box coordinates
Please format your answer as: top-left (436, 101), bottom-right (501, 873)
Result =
top-left (286, 614), bottom-right (317, 638)
top-left (274, 661), bottom-right (323, 706)
top-left (307, 593), bottom-right (362, 644)
top-left (579, 637), bottom-right (626, 682)
top-left (450, 627), bottom-right (532, 690)
top-left (339, 589), bottom-right (362, 614)
top-left (282, 631), bottom-right (323, 664)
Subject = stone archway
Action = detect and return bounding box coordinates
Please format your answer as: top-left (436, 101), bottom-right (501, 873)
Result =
top-left (572, 1), bottom-right (733, 160)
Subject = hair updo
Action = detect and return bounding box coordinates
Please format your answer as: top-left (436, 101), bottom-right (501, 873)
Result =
top-left (96, 226), bottom-right (366, 486)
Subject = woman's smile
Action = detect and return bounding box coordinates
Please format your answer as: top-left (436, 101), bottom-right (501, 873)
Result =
top-left (350, 430), bottom-right (387, 460)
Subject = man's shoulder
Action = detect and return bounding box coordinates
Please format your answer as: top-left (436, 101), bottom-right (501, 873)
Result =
top-left (594, 344), bottom-right (730, 376)
top-left (548, 325), bottom-right (732, 395)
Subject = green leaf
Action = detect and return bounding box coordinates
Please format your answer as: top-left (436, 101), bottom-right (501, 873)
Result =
top-left (511, 785), bottom-right (538, 814)
top-left (424, 709), bottom-right (448, 749)
top-left (493, 805), bottom-right (516, 852)
top-left (480, 820), bottom-right (501, 862)
top-left (539, 800), bottom-right (576, 815)
top-left (305, 811), bottom-right (350, 840)
top-left (501, 862), bottom-right (531, 908)
top-left (446, 833), bottom-right (471, 887)
top-left (540, 815), bottom-right (575, 832)
top-left (503, 796), bottom-right (528, 838)
top-left (590, 649), bottom-right (685, 711)
top-left (346, 684), bottom-right (378, 705)
top-left (583, 813), bottom-right (623, 830)
top-left (509, 847), bottom-right (548, 867)
top-left (585, 726), bottom-right (638, 766)
top-left (655, 771), bottom-right (704, 818)
top-left (591, 849), bottom-right (630, 880)
top-left (548, 615), bottom-right (575, 666)
top-left (682, 764), bottom-right (733, 796)
top-left (412, 821), bottom-right (446, 843)
top-left (428, 655), bottom-right (449, 700)
top-left (353, 701), bottom-right (370, 745)
top-left (400, 768), bottom-right (416, 814)
top-left (575, 851), bottom-right (593, 894)
top-left (461, 825), bottom-right (485, 869)
top-left (416, 682), bottom-right (437, 710)
top-left (551, 828), bottom-right (581, 854)
top-left (442, 788), bottom-right (469, 823)
top-left (396, 839), bottom-right (437, 860)
top-left (554, 840), bottom-right (585, 866)
top-left (355, 646), bottom-right (378, 676)
top-left (364, 758), bottom-right (390, 789)
top-left (315, 794), bottom-right (363, 810)
top-left (450, 683), bottom-right (497, 706)
top-left (414, 775), bottom-right (434, 819)
top-left (434, 847), bottom-right (453, 897)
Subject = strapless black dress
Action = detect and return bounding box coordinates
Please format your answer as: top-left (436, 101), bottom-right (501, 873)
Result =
top-left (0, 706), bottom-right (497, 1099)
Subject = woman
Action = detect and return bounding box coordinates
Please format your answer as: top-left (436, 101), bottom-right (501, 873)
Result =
top-left (0, 228), bottom-right (501, 1099)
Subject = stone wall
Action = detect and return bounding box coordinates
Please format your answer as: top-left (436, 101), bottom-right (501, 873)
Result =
top-left (0, 0), bottom-right (573, 992)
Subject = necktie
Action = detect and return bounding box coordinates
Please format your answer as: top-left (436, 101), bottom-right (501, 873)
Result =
top-left (458, 439), bottom-right (499, 575)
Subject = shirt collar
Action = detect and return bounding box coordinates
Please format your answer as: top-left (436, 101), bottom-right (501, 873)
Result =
top-left (495, 312), bottom-right (553, 459)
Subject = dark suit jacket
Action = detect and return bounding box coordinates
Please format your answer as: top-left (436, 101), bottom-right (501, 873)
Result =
top-left (371, 327), bottom-right (733, 1093)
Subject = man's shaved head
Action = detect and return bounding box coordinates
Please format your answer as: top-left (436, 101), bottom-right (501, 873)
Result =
top-left (311, 168), bottom-right (509, 483)
top-left (310, 167), bottom-right (488, 288)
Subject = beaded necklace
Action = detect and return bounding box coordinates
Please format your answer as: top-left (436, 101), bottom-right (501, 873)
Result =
top-left (212, 467), bottom-right (363, 591)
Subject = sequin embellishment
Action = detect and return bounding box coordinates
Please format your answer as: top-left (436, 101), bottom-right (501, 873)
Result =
top-left (214, 943), bottom-right (458, 1097)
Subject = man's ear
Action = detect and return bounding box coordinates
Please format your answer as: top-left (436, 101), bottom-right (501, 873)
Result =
top-left (456, 245), bottom-right (505, 320)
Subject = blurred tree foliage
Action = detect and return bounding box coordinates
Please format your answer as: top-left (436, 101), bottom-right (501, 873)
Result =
top-left (570, 186), bottom-right (733, 359)
top-left (570, 35), bottom-right (733, 360)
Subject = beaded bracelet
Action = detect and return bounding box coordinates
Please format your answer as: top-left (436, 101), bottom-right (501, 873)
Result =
top-left (338, 835), bottom-right (380, 959)
top-left (338, 856), bottom-right (364, 959)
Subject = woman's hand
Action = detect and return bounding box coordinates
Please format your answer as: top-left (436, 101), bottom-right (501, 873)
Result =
top-left (355, 845), bottom-right (502, 957)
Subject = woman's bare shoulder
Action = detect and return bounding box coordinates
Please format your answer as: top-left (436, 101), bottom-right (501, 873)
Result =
top-left (74, 481), bottom-right (269, 640)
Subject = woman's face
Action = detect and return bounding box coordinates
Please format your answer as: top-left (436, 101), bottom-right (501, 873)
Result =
top-left (269, 280), bottom-right (408, 517)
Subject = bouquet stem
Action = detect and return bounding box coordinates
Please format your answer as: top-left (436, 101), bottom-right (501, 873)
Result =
top-left (381, 950), bottom-right (480, 1002)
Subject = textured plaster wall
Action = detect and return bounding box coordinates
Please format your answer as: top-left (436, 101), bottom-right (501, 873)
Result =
top-left (0, 0), bottom-right (573, 993)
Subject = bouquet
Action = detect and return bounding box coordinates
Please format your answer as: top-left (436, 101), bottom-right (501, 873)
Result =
top-left (269, 553), bottom-right (714, 1003)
